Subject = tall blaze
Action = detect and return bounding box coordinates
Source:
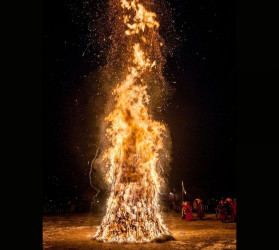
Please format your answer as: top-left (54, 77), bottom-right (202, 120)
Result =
top-left (94, 0), bottom-right (171, 242)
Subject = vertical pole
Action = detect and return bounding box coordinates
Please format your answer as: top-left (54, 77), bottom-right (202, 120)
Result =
top-left (181, 181), bottom-right (183, 202)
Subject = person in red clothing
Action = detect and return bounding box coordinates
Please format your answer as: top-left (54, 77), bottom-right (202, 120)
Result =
top-left (229, 200), bottom-right (233, 220)
top-left (196, 199), bottom-right (205, 219)
top-left (185, 202), bottom-right (194, 221)
top-left (230, 198), bottom-right (237, 222)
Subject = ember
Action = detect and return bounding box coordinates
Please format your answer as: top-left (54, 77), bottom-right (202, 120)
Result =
top-left (94, 0), bottom-right (172, 243)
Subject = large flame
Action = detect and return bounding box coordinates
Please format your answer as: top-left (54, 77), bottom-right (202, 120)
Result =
top-left (94, 0), bottom-right (171, 242)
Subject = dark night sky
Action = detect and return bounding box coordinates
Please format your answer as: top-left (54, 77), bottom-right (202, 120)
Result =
top-left (43, 0), bottom-right (236, 201)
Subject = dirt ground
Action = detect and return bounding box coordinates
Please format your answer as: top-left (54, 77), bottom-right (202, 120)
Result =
top-left (43, 211), bottom-right (236, 249)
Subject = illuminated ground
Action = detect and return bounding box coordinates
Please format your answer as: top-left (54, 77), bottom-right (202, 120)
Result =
top-left (43, 211), bottom-right (236, 249)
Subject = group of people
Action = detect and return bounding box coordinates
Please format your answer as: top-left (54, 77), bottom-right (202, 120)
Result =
top-left (217, 198), bottom-right (237, 223)
top-left (181, 199), bottom-right (205, 221)
top-left (181, 198), bottom-right (237, 223)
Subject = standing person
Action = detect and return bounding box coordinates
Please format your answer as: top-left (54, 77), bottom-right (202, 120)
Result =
top-left (196, 199), bottom-right (205, 219)
top-left (229, 200), bottom-right (234, 221)
top-left (219, 200), bottom-right (227, 223)
top-left (181, 202), bottom-right (186, 220)
top-left (172, 200), bottom-right (176, 211)
top-left (216, 201), bottom-right (220, 219)
top-left (224, 200), bottom-right (230, 220)
top-left (230, 198), bottom-right (237, 222)
top-left (185, 202), bottom-right (194, 221)
top-left (193, 199), bottom-right (197, 212)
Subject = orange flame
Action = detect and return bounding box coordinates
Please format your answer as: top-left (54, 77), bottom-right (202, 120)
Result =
top-left (94, 0), bottom-right (171, 242)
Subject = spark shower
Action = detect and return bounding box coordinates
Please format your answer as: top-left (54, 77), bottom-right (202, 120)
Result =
top-left (94, 0), bottom-right (173, 242)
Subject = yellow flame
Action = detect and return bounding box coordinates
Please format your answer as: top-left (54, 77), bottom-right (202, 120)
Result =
top-left (94, 0), bottom-right (170, 242)
top-left (122, 0), bottom-right (159, 36)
